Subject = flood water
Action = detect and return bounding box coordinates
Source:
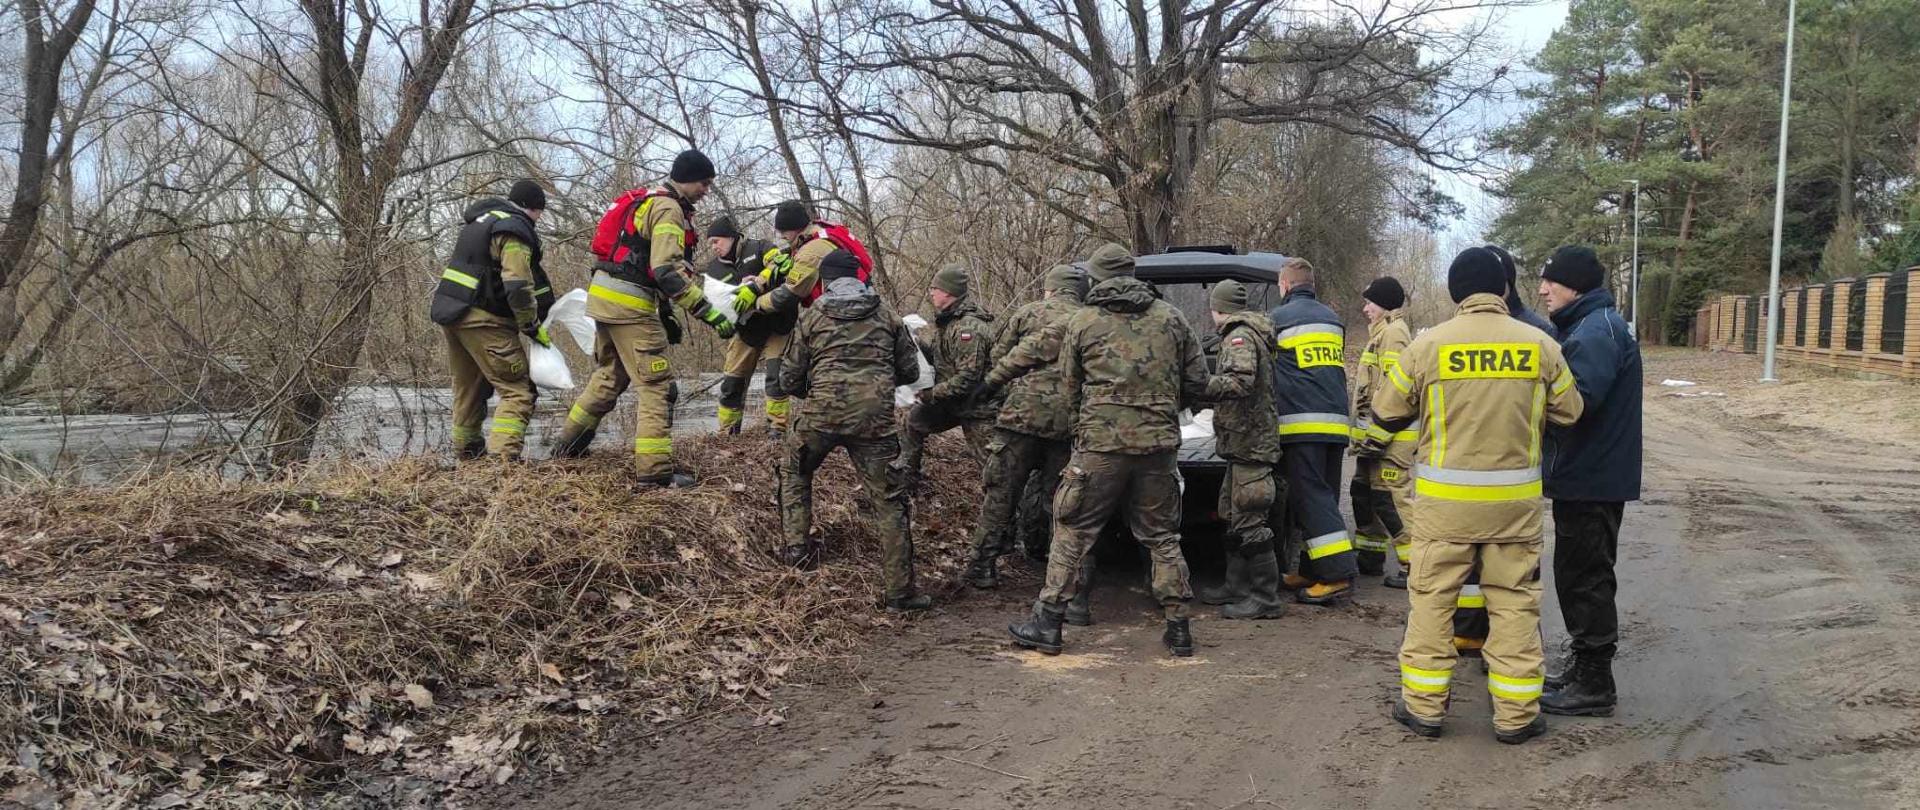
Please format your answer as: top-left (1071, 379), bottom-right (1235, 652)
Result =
top-left (0, 373), bottom-right (769, 482)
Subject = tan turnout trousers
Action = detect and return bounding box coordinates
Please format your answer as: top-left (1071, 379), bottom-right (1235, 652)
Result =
top-left (566, 316), bottom-right (675, 478)
top-left (1400, 535), bottom-right (1545, 732)
top-left (444, 318), bottom-right (536, 458)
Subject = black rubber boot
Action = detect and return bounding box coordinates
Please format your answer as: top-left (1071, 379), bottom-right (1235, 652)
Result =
top-left (1496, 714), bottom-right (1548, 745)
top-left (548, 425), bottom-right (597, 459)
top-left (1222, 551), bottom-right (1287, 620)
top-left (1383, 566), bottom-right (1409, 590)
top-left (456, 439), bottom-right (487, 461)
top-left (885, 593), bottom-right (933, 612)
top-left (637, 471), bottom-right (698, 490)
top-left (1199, 554), bottom-right (1247, 606)
top-left (1008, 602), bottom-right (1065, 655)
top-left (1541, 656), bottom-right (1616, 717)
top-left (1392, 700), bottom-right (1443, 738)
top-left (1357, 549), bottom-right (1385, 576)
top-left (964, 555), bottom-right (999, 589)
top-left (1163, 617), bottom-right (1194, 657)
top-left (777, 542), bottom-right (822, 570)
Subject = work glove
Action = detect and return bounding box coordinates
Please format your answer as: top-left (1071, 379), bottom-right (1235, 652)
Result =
top-left (968, 379), bottom-right (1003, 407)
top-left (732, 284), bottom-right (760, 314)
top-left (522, 322), bottom-right (552, 348)
top-left (701, 307), bottom-right (736, 340)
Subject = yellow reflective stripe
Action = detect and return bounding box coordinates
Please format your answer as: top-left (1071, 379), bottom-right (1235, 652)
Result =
top-left (1415, 477), bottom-right (1543, 502)
top-left (1528, 380), bottom-right (1547, 466)
top-left (764, 397), bottom-right (791, 416)
top-left (1348, 426), bottom-right (1369, 441)
top-left (1487, 672), bottom-right (1545, 702)
top-left (1456, 584), bottom-right (1485, 609)
top-left (1394, 542), bottom-right (1412, 564)
top-left (1394, 429), bottom-right (1417, 442)
top-left (502, 241), bottom-right (532, 259)
top-left (441, 268), bottom-right (480, 289)
top-left (567, 404), bottom-right (601, 428)
top-left (653, 221), bottom-right (685, 242)
top-left (633, 197), bottom-right (655, 231)
top-left (588, 283), bottom-right (658, 311)
top-left (490, 418), bottom-right (526, 436)
top-left (1305, 530), bottom-right (1352, 560)
top-left (1387, 362), bottom-right (1414, 394)
top-left (1278, 422), bottom-right (1352, 437)
top-left (1401, 664), bottom-right (1452, 694)
top-left (1353, 533), bottom-right (1391, 552)
top-left (1381, 351), bottom-right (1401, 368)
top-left (450, 424), bottom-right (483, 442)
top-left (717, 405), bottom-right (743, 425)
top-left (1365, 423), bottom-right (1393, 443)
top-left (1552, 367), bottom-right (1575, 395)
top-left (673, 285), bottom-right (705, 311)
top-left (633, 437), bottom-right (672, 455)
top-left (488, 210), bottom-right (512, 220)
top-left (1360, 350), bottom-right (1379, 367)
top-left (1427, 384), bottom-right (1447, 467)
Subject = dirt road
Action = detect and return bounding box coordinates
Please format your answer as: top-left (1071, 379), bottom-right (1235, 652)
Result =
top-left (478, 349), bottom-right (1920, 809)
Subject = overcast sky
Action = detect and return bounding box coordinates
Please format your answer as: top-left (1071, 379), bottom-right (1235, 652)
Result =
top-left (1437, 0), bottom-right (1572, 252)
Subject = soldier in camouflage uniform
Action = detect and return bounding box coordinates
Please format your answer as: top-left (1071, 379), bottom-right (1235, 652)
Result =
top-left (1199, 281), bottom-right (1289, 620)
top-left (963, 266), bottom-right (1090, 605)
top-left (775, 259), bottom-right (931, 612)
top-left (985, 243), bottom-right (1211, 658)
top-left (897, 264), bottom-right (1000, 487)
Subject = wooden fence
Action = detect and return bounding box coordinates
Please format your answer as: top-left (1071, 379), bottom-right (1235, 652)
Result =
top-left (1695, 267), bottom-right (1920, 379)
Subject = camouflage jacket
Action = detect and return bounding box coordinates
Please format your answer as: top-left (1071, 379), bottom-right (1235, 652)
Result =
top-left (990, 292), bottom-right (1084, 440)
top-left (780, 279), bottom-right (921, 438)
top-left (922, 297), bottom-right (1000, 419)
top-left (989, 277), bottom-right (1209, 455)
top-left (1203, 312), bottom-right (1282, 464)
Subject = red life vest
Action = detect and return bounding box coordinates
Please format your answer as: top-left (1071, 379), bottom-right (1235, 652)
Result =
top-left (589, 188), bottom-right (698, 275)
top-left (802, 220), bottom-right (873, 303)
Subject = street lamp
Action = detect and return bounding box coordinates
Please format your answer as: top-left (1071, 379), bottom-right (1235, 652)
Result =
top-left (1630, 179), bottom-right (1640, 340)
top-left (1761, 0), bottom-right (1798, 382)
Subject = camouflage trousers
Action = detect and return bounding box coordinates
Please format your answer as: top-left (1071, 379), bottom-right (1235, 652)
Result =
top-left (897, 402), bottom-right (992, 479)
top-left (1219, 461), bottom-right (1277, 552)
top-left (1401, 537), bottom-right (1545, 732)
top-left (969, 428), bottom-right (1070, 560)
top-left (1040, 449), bottom-right (1192, 620)
top-left (443, 322), bottom-right (536, 459)
top-left (779, 430), bottom-right (916, 600)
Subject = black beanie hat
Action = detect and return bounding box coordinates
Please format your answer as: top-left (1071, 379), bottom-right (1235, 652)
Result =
top-left (707, 214), bottom-right (740, 240)
top-left (670, 149), bottom-right (717, 183)
top-left (507, 179), bottom-right (546, 211)
top-left (1483, 244), bottom-right (1518, 290)
top-left (1541, 245), bottom-right (1604, 294)
top-left (1448, 247), bottom-right (1508, 303)
top-left (818, 251), bottom-right (862, 285)
top-left (1362, 277), bottom-right (1406, 310)
top-left (773, 200), bottom-right (812, 232)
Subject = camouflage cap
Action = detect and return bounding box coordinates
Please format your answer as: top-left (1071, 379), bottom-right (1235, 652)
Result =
top-left (1086, 242), bottom-right (1134, 282)
top-left (933, 263), bottom-right (969, 297)
top-left (1209, 280), bottom-right (1250, 313)
top-left (1044, 264), bottom-right (1088, 297)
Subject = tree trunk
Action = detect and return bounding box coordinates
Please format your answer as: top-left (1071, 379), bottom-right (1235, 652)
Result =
top-left (747, 6), bottom-right (812, 205)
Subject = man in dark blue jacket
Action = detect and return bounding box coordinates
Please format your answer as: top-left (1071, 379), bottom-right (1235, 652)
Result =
top-left (1535, 245), bottom-right (1642, 717)
top-left (1268, 257), bottom-right (1359, 606)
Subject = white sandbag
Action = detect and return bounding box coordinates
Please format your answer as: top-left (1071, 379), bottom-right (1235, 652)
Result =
top-left (525, 339), bottom-right (574, 391)
top-left (703, 275), bottom-right (744, 323)
top-left (902, 313), bottom-right (929, 332)
top-left (1180, 409), bottom-right (1215, 441)
top-left (893, 350), bottom-right (937, 407)
top-left (545, 288), bottom-right (595, 354)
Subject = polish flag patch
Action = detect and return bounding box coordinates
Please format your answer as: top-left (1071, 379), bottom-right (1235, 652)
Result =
top-left (960, 332), bottom-right (974, 342)
top-left (1230, 337), bottom-right (1246, 346)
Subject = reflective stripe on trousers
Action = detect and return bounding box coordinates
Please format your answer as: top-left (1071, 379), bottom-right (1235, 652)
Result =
top-left (1304, 529), bottom-right (1353, 560)
top-left (1487, 671), bottom-right (1544, 702)
top-left (1401, 663), bottom-right (1451, 694)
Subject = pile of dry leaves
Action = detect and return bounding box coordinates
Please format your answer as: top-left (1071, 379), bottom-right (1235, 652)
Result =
top-left (0, 432), bottom-right (984, 807)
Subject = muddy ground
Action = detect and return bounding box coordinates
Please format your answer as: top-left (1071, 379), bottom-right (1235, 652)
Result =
top-left (473, 348), bottom-right (1920, 810)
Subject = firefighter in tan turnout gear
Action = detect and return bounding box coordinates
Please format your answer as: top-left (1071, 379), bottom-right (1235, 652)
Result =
top-left (1370, 247), bottom-right (1583, 745)
top-left (551, 150), bottom-right (735, 487)
top-left (704, 214), bottom-right (796, 437)
top-left (1350, 276), bottom-right (1416, 589)
top-left (429, 179), bottom-right (554, 460)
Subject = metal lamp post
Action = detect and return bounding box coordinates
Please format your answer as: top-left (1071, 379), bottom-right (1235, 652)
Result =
top-left (1630, 178), bottom-right (1641, 339)
top-left (1761, 0), bottom-right (1798, 382)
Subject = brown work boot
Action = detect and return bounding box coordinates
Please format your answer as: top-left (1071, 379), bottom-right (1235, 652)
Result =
top-left (1453, 636), bottom-right (1486, 658)
top-left (1281, 572), bottom-right (1313, 591)
top-left (1298, 580), bottom-right (1353, 606)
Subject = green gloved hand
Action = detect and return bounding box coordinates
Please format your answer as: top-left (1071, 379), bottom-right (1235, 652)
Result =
top-left (732, 284), bottom-right (759, 314)
top-left (522, 320), bottom-right (552, 348)
top-left (702, 307), bottom-right (736, 340)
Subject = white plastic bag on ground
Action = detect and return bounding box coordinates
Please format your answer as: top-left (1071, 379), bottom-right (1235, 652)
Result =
top-left (545, 288), bottom-right (595, 354)
top-left (703, 275), bottom-right (744, 323)
top-left (525, 339), bottom-right (574, 390)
